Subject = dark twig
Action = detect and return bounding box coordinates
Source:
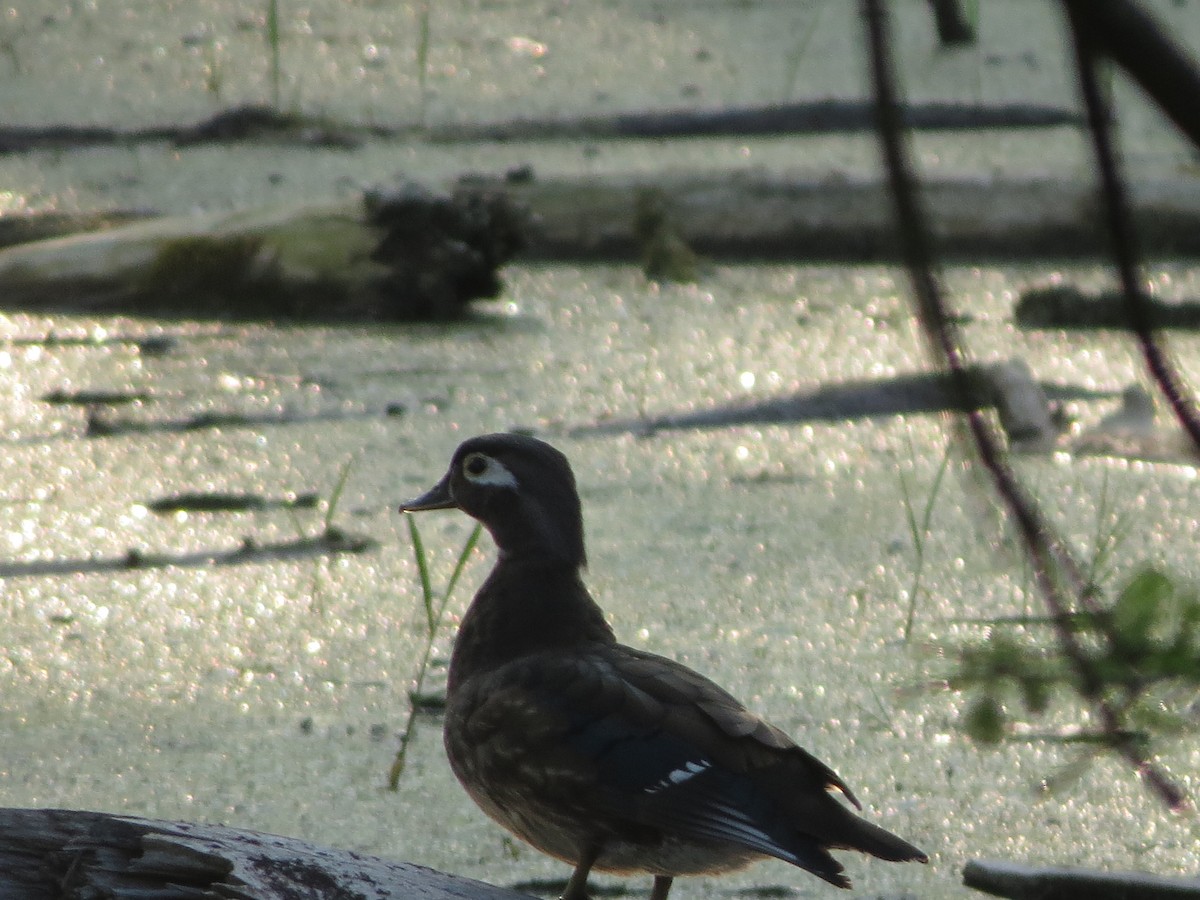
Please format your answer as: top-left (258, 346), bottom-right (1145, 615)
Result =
top-left (927, 0), bottom-right (976, 47)
top-left (1059, 4), bottom-right (1196, 811)
top-left (860, 0), bottom-right (1085, 606)
top-left (1061, 0), bottom-right (1200, 455)
top-left (860, 0), bottom-right (1187, 811)
top-left (1061, 0), bottom-right (1200, 152)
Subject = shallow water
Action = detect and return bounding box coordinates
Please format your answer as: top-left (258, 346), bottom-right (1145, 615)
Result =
top-left (3, 2), bottom-right (1200, 898)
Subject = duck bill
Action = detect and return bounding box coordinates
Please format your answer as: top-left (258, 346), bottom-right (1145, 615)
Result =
top-left (399, 472), bottom-right (456, 512)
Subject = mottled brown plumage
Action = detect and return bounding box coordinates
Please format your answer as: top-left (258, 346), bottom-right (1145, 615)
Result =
top-left (400, 433), bottom-right (927, 899)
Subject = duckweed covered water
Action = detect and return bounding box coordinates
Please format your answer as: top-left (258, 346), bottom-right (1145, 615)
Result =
top-left (3, 1), bottom-right (1200, 896)
top-left (2, 263), bottom-right (1200, 898)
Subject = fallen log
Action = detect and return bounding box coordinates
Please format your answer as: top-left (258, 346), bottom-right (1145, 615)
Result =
top-left (0, 182), bottom-right (522, 321)
top-left (963, 858), bottom-right (1200, 899)
top-left (4, 172), bottom-right (1200, 322)
top-left (487, 171), bottom-right (1200, 260)
top-left (0, 807), bottom-right (531, 900)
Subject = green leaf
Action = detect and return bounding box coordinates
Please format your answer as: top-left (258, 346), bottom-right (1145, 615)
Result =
top-left (1128, 701), bottom-right (1194, 738)
top-left (1113, 567), bottom-right (1173, 654)
top-left (964, 694), bottom-right (1006, 744)
top-left (1019, 675), bottom-right (1052, 714)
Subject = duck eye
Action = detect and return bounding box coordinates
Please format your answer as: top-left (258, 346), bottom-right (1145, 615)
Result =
top-left (461, 451), bottom-right (519, 489)
top-left (463, 453), bottom-right (489, 477)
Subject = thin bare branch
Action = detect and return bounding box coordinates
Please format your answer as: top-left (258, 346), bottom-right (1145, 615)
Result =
top-left (860, 0), bottom-right (1188, 811)
top-left (1061, 0), bottom-right (1200, 456)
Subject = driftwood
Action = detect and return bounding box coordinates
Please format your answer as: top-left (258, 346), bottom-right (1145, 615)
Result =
top-left (486, 171), bottom-right (1200, 260)
top-left (577, 363), bottom-right (1200, 464)
top-left (0, 183), bottom-right (521, 321)
top-left (0, 807), bottom-right (530, 900)
top-left (5, 171), bottom-right (1200, 321)
top-left (0, 208), bottom-right (156, 250)
top-left (963, 858), bottom-right (1200, 899)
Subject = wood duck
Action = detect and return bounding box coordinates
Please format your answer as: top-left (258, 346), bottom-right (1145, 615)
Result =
top-left (400, 433), bottom-right (928, 899)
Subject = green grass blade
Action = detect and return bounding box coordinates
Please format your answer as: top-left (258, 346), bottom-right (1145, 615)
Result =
top-left (922, 439), bottom-right (952, 536)
top-left (899, 468), bottom-right (920, 552)
top-left (902, 436), bottom-right (952, 642)
top-left (388, 703), bottom-right (419, 788)
top-left (441, 522), bottom-right (482, 611)
top-left (415, 0), bottom-right (431, 126)
top-left (390, 513), bottom-right (480, 790)
top-left (405, 513), bottom-right (436, 636)
top-left (324, 456), bottom-right (355, 533)
top-left (266, 0), bottom-right (281, 109)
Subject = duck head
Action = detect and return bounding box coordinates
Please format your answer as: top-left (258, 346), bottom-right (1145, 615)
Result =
top-left (400, 432), bottom-right (587, 568)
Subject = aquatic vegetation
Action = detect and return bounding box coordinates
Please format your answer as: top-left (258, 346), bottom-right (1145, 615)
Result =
top-left (388, 513), bottom-right (482, 788)
top-left (266, 0), bottom-right (282, 109)
top-left (950, 565), bottom-right (1200, 796)
top-left (898, 436), bottom-right (953, 642)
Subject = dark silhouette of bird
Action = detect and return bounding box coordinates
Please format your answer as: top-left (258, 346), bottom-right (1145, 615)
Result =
top-left (400, 432), bottom-right (927, 899)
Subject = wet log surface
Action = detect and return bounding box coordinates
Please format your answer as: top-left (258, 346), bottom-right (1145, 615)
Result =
top-left (0, 183), bottom-right (523, 321)
top-left (963, 858), bottom-right (1200, 899)
top-left (488, 171), bottom-right (1200, 261)
top-left (4, 171), bottom-right (1200, 322)
top-left (0, 807), bottom-right (531, 900)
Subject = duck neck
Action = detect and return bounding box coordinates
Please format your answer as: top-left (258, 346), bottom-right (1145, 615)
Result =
top-left (448, 556), bottom-right (614, 691)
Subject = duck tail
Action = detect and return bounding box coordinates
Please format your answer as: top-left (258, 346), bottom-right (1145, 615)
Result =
top-left (827, 805), bottom-right (929, 863)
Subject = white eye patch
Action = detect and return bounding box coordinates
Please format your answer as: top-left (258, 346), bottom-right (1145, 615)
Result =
top-left (462, 452), bottom-right (519, 489)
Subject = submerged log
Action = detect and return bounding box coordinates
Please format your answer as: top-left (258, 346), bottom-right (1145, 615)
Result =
top-left (0, 807), bottom-right (530, 900)
top-left (487, 171), bottom-right (1200, 261)
top-left (4, 172), bottom-right (1200, 322)
top-left (0, 183), bottom-right (522, 321)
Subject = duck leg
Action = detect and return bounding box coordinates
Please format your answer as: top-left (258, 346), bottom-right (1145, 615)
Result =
top-left (561, 846), bottom-right (600, 900)
top-left (650, 876), bottom-right (674, 900)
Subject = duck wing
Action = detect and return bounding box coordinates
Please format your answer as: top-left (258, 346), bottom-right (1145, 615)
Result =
top-left (454, 645), bottom-right (926, 889)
